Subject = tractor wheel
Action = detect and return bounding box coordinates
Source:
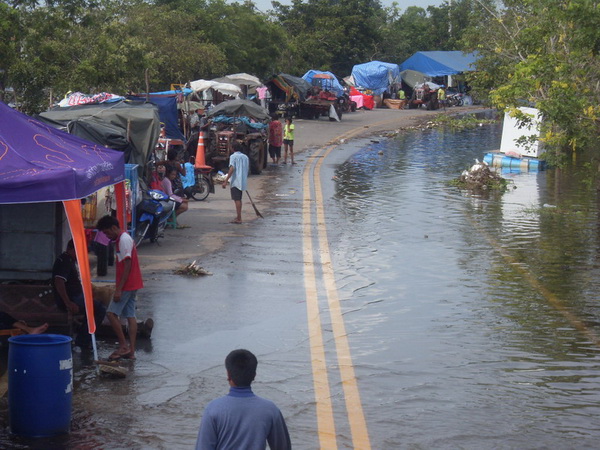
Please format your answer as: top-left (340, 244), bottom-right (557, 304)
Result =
top-left (249, 139), bottom-right (264, 175)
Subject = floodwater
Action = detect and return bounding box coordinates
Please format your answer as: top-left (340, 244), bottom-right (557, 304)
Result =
top-left (2, 118), bottom-right (600, 449)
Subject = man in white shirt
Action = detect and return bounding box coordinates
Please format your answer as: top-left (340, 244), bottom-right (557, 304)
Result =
top-left (222, 143), bottom-right (249, 224)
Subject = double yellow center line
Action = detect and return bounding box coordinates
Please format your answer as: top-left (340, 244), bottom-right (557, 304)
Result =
top-left (301, 125), bottom-right (381, 449)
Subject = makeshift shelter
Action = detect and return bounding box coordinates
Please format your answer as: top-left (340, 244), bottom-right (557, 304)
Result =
top-left (212, 73), bottom-right (262, 98)
top-left (400, 69), bottom-right (431, 89)
top-left (37, 101), bottom-right (160, 173)
top-left (0, 101), bottom-right (127, 360)
top-left (189, 79), bottom-right (242, 107)
top-left (266, 73), bottom-right (312, 103)
top-left (127, 94), bottom-right (185, 141)
top-left (302, 70), bottom-right (344, 97)
top-left (351, 61), bottom-right (400, 95)
top-left (399, 51), bottom-right (478, 77)
top-left (206, 99), bottom-right (271, 121)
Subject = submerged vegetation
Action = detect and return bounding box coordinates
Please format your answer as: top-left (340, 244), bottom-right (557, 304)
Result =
top-left (432, 114), bottom-right (499, 130)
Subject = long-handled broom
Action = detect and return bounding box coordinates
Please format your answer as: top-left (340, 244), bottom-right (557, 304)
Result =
top-left (246, 191), bottom-right (264, 218)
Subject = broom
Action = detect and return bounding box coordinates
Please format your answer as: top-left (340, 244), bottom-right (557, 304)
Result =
top-left (246, 191), bottom-right (264, 218)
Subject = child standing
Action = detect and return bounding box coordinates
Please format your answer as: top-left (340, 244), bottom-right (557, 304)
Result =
top-left (283, 117), bottom-right (295, 165)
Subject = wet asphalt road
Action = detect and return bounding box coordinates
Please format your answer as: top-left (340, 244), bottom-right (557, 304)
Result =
top-left (0, 106), bottom-right (476, 448)
top-left (91, 108), bottom-right (435, 448)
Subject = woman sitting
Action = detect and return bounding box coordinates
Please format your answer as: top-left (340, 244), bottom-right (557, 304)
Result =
top-left (161, 166), bottom-right (189, 217)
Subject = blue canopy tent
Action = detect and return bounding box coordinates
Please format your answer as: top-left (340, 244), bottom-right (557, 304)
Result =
top-left (399, 51), bottom-right (479, 77)
top-left (351, 61), bottom-right (400, 96)
top-left (302, 70), bottom-right (345, 97)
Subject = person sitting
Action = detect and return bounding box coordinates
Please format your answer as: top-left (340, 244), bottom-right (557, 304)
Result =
top-left (156, 148), bottom-right (186, 195)
top-left (162, 166), bottom-right (189, 216)
top-left (0, 312), bottom-right (48, 335)
top-left (52, 239), bottom-right (107, 349)
top-left (180, 156), bottom-right (196, 199)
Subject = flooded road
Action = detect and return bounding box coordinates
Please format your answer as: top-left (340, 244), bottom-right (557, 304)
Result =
top-left (3, 118), bottom-right (600, 448)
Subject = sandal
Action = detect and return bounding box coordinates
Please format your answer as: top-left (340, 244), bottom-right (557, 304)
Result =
top-left (108, 348), bottom-right (130, 361)
top-left (119, 351), bottom-right (136, 360)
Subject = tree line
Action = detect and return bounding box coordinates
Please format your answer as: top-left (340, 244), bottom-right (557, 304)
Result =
top-left (1, 0), bottom-right (598, 159)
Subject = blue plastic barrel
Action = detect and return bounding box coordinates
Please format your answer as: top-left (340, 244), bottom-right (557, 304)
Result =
top-left (8, 334), bottom-right (73, 437)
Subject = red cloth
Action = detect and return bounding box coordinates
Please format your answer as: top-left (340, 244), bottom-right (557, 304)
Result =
top-left (349, 87), bottom-right (375, 110)
top-left (269, 120), bottom-right (283, 146)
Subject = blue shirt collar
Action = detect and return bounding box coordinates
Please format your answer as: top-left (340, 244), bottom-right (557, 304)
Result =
top-left (228, 386), bottom-right (255, 397)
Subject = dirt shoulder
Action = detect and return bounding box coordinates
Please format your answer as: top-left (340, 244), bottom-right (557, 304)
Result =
top-left (126, 106), bottom-right (486, 275)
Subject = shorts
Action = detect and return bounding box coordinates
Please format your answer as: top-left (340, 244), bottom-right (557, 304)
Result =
top-left (231, 187), bottom-right (243, 201)
top-left (283, 139), bottom-right (294, 146)
top-left (107, 289), bottom-right (137, 318)
top-left (268, 144), bottom-right (281, 159)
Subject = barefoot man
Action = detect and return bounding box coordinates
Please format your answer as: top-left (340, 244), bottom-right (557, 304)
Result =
top-left (96, 215), bottom-right (143, 360)
top-left (222, 142), bottom-right (249, 224)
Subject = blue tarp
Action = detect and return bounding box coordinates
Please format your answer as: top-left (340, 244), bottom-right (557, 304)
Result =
top-left (127, 94), bottom-right (184, 141)
top-left (302, 70), bottom-right (344, 97)
top-left (351, 61), bottom-right (400, 95)
top-left (151, 88), bottom-right (193, 96)
top-left (399, 51), bottom-right (479, 77)
top-left (212, 116), bottom-right (268, 130)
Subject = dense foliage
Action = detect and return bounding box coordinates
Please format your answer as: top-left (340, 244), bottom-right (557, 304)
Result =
top-left (461, 0), bottom-right (600, 163)
top-left (1, 0), bottom-right (599, 159)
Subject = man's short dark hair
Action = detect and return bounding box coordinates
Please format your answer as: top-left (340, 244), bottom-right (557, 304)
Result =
top-left (96, 215), bottom-right (120, 231)
top-left (233, 141), bottom-right (245, 153)
top-left (225, 349), bottom-right (257, 387)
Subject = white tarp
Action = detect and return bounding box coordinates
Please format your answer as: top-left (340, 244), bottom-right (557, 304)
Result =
top-left (400, 69), bottom-right (430, 88)
top-left (189, 79), bottom-right (242, 98)
top-left (212, 73), bottom-right (261, 88)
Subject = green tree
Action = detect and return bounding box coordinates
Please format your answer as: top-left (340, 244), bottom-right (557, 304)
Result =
top-left (0, 2), bottom-right (21, 102)
top-left (273, 0), bottom-right (385, 76)
top-left (3, 0), bottom-right (229, 112)
top-left (462, 0), bottom-right (600, 163)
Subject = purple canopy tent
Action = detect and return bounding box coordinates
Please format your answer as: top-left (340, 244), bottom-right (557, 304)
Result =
top-left (0, 101), bottom-right (125, 203)
top-left (0, 101), bottom-right (126, 361)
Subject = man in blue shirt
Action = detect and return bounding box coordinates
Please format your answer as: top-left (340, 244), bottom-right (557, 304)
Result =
top-left (222, 143), bottom-right (249, 224)
top-left (196, 349), bottom-right (291, 450)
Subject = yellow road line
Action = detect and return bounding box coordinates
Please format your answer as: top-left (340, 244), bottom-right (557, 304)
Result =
top-left (302, 123), bottom-right (379, 448)
top-left (312, 145), bottom-right (372, 449)
top-left (470, 217), bottom-right (600, 347)
top-left (302, 146), bottom-right (337, 447)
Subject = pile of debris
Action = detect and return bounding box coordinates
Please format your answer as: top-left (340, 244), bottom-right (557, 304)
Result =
top-left (453, 159), bottom-right (510, 191)
top-left (174, 260), bottom-right (212, 277)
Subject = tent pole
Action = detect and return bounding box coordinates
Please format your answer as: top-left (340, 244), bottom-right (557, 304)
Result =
top-left (91, 333), bottom-right (99, 374)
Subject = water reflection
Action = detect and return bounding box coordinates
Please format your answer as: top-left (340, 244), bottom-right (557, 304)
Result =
top-left (332, 123), bottom-right (600, 447)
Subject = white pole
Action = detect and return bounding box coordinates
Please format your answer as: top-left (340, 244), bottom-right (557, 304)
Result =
top-left (92, 333), bottom-right (99, 374)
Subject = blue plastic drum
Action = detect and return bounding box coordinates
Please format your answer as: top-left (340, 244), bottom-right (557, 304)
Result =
top-left (8, 334), bottom-right (73, 437)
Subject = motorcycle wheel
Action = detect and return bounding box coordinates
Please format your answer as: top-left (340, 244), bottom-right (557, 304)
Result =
top-left (190, 176), bottom-right (210, 201)
top-left (134, 220), bottom-right (150, 247)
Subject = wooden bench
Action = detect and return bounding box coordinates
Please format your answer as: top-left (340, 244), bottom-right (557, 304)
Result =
top-left (0, 284), bottom-right (75, 334)
top-left (0, 328), bottom-right (24, 337)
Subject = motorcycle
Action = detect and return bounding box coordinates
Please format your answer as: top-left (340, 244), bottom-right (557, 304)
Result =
top-left (446, 92), bottom-right (464, 107)
top-left (187, 167), bottom-right (215, 201)
top-left (134, 189), bottom-right (176, 246)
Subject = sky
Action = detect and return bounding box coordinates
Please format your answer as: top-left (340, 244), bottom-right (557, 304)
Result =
top-left (251, 0), bottom-right (445, 13)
